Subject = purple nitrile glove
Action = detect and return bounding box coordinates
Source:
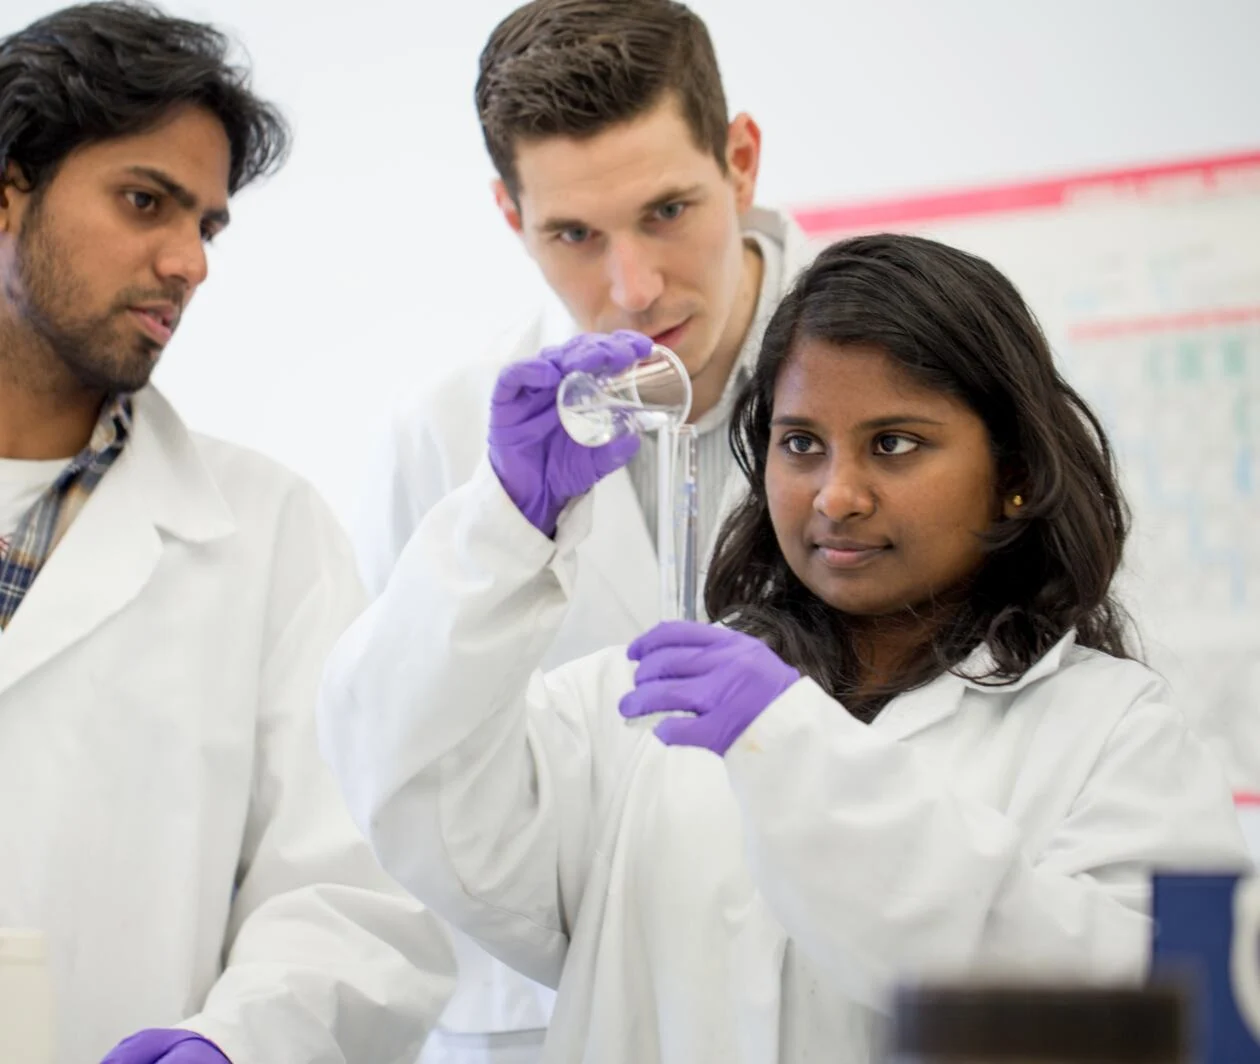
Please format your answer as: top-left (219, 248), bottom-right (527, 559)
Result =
top-left (488, 330), bottom-right (652, 537)
top-left (100, 1028), bottom-right (230, 1064)
top-left (619, 621), bottom-right (801, 755)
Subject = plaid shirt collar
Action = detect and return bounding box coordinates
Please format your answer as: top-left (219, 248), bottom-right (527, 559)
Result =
top-left (0, 394), bottom-right (133, 630)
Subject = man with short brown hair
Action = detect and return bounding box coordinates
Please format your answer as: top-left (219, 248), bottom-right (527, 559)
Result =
top-left (351, 2), bottom-right (815, 1061)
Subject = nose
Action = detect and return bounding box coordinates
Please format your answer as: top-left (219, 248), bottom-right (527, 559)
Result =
top-left (154, 221), bottom-right (209, 293)
top-left (814, 455), bottom-right (876, 523)
top-left (606, 235), bottom-right (663, 315)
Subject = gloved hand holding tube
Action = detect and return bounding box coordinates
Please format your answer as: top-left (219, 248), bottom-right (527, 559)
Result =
top-left (619, 622), bottom-right (801, 755)
top-left (488, 330), bottom-right (652, 538)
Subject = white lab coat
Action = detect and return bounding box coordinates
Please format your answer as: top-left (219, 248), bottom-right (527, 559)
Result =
top-left (350, 206), bottom-right (815, 1062)
top-left (0, 387), bottom-right (454, 1064)
top-left (320, 461), bottom-right (1254, 1064)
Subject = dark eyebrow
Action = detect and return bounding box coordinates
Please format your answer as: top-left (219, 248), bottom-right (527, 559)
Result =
top-left (857, 415), bottom-right (945, 431)
top-left (641, 183), bottom-right (704, 213)
top-left (770, 414), bottom-right (946, 430)
top-left (538, 214), bottom-right (590, 236)
top-left (537, 184), bottom-right (705, 235)
top-left (127, 165), bottom-right (231, 229)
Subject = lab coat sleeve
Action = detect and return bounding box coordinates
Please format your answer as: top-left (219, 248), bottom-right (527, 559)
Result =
top-left (318, 460), bottom-right (641, 990)
top-left (179, 480), bottom-right (456, 1064)
top-left (723, 674), bottom-right (1252, 1011)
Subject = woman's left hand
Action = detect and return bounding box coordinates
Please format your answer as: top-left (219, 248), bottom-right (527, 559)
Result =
top-left (619, 621), bottom-right (800, 755)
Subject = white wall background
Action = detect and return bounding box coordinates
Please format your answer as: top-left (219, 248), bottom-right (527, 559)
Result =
top-left (4, 0), bottom-right (1260, 523)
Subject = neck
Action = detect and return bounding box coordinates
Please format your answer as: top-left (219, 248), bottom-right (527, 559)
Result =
top-left (688, 239), bottom-right (764, 422)
top-left (0, 324), bottom-right (103, 459)
top-left (849, 608), bottom-right (947, 694)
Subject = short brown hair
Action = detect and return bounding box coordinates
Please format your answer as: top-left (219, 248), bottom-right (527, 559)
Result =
top-left (476, 0), bottom-right (729, 200)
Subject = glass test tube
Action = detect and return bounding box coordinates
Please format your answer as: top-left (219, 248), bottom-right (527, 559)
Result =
top-left (657, 422), bottom-right (699, 622)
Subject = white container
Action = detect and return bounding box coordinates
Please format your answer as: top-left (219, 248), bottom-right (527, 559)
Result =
top-left (0, 930), bottom-right (55, 1064)
top-left (1235, 875), bottom-right (1260, 1047)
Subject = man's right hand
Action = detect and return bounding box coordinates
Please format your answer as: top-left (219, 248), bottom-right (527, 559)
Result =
top-left (488, 330), bottom-right (651, 537)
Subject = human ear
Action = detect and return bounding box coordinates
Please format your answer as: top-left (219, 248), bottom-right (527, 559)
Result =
top-left (725, 113), bottom-right (761, 213)
top-left (492, 178), bottom-right (524, 237)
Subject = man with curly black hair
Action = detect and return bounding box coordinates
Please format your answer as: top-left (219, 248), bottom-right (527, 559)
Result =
top-left (0, 5), bottom-right (454, 1063)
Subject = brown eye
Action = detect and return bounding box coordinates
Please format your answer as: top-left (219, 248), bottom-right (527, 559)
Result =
top-left (783, 433), bottom-right (821, 456)
top-left (125, 190), bottom-right (160, 211)
top-left (874, 434), bottom-right (918, 456)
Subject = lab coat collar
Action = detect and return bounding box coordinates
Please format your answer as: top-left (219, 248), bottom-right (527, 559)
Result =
top-left (874, 630), bottom-right (1079, 741)
top-left (585, 467), bottom-right (660, 632)
top-left (743, 205), bottom-right (808, 263)
top-left (954, 629), bottom-right (1079, 693)
top-left (0, 387), bottom-right (234, 699)
top-left (126, 387), bottom-right (236, 543)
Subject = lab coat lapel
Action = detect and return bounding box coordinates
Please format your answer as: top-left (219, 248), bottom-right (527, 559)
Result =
top-left (581, 467), bottom-right (659, 632)
top-left (0, 387), bottom-right (235, 699)
top-left (0, 457), bottom-right (162, 699)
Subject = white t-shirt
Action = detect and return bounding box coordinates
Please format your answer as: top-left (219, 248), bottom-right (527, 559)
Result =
top-left (0, 457), bottom-right (69, 557)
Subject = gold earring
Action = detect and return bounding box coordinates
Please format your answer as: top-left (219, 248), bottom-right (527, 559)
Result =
top-left (1011, 494), bottom-right (1024, 508)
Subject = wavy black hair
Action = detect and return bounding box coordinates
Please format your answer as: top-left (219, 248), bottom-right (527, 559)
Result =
top-left (0, 1), bottom-right (288, 196)
top-left (705, 233), bottom-right (1132, 720)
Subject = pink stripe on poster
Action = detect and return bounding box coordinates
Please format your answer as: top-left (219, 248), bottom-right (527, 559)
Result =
top-left (1067, 306), bottom-right (1260, 343)
top-left (793, 149), bottom-right (1260, 236)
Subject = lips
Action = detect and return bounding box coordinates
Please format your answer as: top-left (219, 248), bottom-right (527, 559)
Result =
top-left (650, 319), bottom-right (690, 348)
top-left (129, 303), bottom-right (178, 345)
top-left (815, 538), bottom-right (886, 552)
top-left (812, 539), bottom-right (890, 570)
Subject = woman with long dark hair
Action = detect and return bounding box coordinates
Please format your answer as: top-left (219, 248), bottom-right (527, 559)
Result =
top-left (706, 233), bottom-right (1131, 719)
top-left (321, 234), bottom-right (1250, 1064)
